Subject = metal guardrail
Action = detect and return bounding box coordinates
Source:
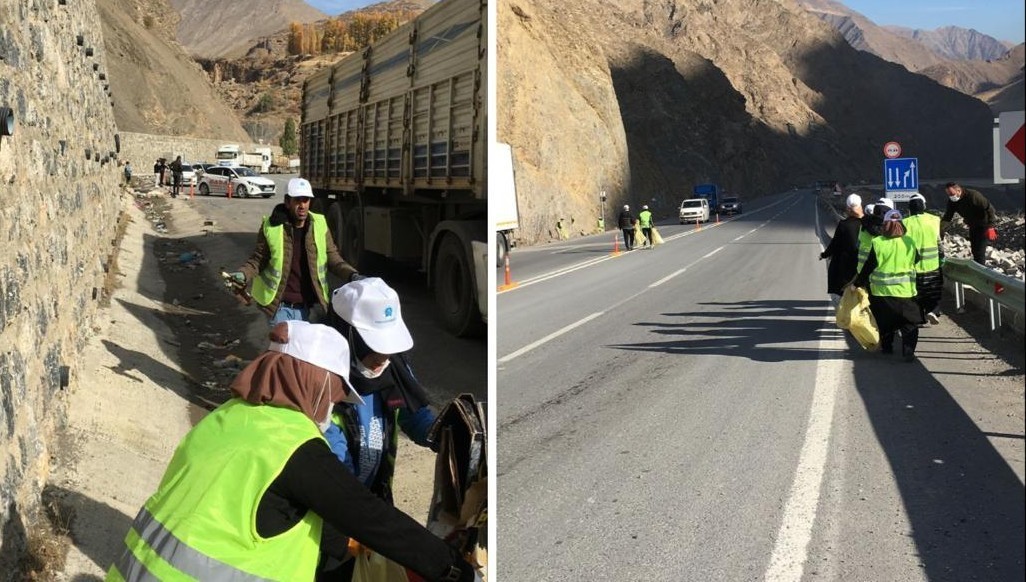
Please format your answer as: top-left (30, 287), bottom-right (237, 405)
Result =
top-left (942, 258), bottom-right (1026, 331)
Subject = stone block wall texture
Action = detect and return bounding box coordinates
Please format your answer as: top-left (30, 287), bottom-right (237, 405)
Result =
top-left (0, 0), bottom-right (124, 568)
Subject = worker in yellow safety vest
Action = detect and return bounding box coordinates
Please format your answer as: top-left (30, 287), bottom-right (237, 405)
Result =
top-left (903, 193), bottom-right (943, 324)
top-left (852, 209), bottom-right (924, 362)
top-left (228, 177), bottom-right (360, 325)
top-left (106, 321), bottom-right (478, 582)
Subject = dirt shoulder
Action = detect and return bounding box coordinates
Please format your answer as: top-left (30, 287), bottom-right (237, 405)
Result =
top-left (50, 189), bottom-right (434, 579)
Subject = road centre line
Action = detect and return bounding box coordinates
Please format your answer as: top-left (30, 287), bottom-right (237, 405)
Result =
top-left (649, 267), bottom-right (687, 288)
top-left (702, 246), bottom-right (724, 260)
top-left (504, 254), bottom-right (614, 291)
top-left (497, 312), bottom-right (605, 364)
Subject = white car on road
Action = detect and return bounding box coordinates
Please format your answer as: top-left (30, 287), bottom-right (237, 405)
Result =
top-left (198, 165), bottom-right (276, 198)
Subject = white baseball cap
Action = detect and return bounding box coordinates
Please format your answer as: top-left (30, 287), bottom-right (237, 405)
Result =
top-left (845, 193), bottom-right (862, 208)
top-left (331, 278), bottom-right (413, 355)
top-left (287, 177), bottom-right (314, 198)
top-left (268, 321), bottom-right (363, 405)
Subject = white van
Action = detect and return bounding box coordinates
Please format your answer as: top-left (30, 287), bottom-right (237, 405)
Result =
top-left (679, 198), bottom-right (710, 223)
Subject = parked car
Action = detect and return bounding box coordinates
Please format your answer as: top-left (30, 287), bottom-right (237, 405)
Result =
top-left (198, 165), bottom-right (276, 198)
top-left (163, 164), bottom-right (197, 187)
top-left (193, 162), bottom-right (216, 180)
top-left (679, 198), bottom-right (710, 223)
top-left (718, 196), bottom-right (742, 215)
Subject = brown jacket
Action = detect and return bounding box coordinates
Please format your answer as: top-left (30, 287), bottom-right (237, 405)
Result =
top-left (238, 207), bottom-right (357, 317)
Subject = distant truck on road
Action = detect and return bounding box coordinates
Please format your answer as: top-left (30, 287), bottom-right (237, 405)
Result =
top-left (693, 183), bottom-right (719, 211)
top-left (215, 144), bottom-right (271, 173)
top-left (268, 154), bottom-right (301, 174)
top-left (300, 0), bottom-right (487, 336)
top-left (494, 142), bottom-right (520, 267)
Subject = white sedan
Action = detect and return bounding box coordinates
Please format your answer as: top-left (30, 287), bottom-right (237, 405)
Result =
top-left (198, 165), bottom-right (276, 198)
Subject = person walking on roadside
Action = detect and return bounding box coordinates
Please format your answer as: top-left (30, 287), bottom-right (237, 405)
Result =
top-left (941, 182), bottom-right (997, 265)
top-left (168, 155), bottom-right (184, 198)
top-left (319, 277), bottom-right (444, 580)
top-left (820, 194), bottom-right (863, 296)
top-left (638, 205), bottom-right (654, 248)
top-left (904, 193), bottom-right (944, 324)
top-left (154, 158), bottom-right (166, 188)
top-left (618, 204), bottom-right (636, 251)
top-left (122, 160), bottom-right (132, 186)
top-left (105, 321), bottom-right (479, 582)
top-left (227, 177), bottom-right (360, 325)
top-left (852, 209), bottom-right (923, 362)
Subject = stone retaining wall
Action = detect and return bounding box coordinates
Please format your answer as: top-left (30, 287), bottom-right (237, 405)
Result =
top-left (1, 0), bottom-right (124, 569)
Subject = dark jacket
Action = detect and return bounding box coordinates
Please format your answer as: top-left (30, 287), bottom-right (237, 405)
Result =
top-left (941, 188), bottom-right (996, 229)
top-left (238, 204), bottom-right (357, 317)
top-left (618, 209), bottom-right (636, 229)
top-left (821, 215), bottom-right (862, 295)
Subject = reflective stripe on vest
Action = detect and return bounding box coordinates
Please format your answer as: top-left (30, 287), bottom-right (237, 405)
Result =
top-left (904, 213), bottom-right (941, 272)
top-left (251, 213), bottom-right (330, 307)
top-left (868, 236), bottom-right (918, 298)
top-left (109, 400), bottom-right (324, 581)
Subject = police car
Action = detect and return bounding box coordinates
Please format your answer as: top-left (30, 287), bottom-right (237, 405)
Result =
top-left (198, 165), bottom-right (276, 198)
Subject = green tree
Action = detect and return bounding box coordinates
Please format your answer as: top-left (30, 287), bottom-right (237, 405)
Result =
top-left (280, 118), bottom-right (298, 157)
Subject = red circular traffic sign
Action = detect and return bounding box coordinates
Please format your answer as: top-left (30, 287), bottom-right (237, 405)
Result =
top-left (883, 141), bottom-right (902, 159)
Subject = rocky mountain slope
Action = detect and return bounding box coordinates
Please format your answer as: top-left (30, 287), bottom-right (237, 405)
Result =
top-left (98, 0), bottom-right (251, 140)
top-left (796, 0), bottom-right (1024, 110)
top-left (170, 0), bottom-right (327, 59)
top-left (498, 0), bottom-right (997, 245)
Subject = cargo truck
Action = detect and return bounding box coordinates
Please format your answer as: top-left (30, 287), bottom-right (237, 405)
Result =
top-left (694, 183), bottom-right (719, 210)
top-left (300, 0), bottom-right (487, 336)
top-left (494, 142), bottom-right (519, 267)
top-left (215, 144), bottom-right (269, 173)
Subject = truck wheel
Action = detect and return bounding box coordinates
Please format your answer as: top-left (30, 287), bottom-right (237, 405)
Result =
top-left (496, 232), bottom-right (509, 268)
top-left (435, 234), bottom-right (483, 337)
top-left (199, 183), bottom-right (210, 196)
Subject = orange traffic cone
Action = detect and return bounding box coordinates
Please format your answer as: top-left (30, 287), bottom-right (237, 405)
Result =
top-left (695, 219), bottom-right (701, 232)
top-left (189, 181), bottom-right (195, 199)
top-left (227, 180), bottom-right (233, 199)
top-left (611, 233), bottom-right (622, 256)
top-left (498, 254), bottom-right (519, 291)
top-left (715, 212), bottom-right (720, 224)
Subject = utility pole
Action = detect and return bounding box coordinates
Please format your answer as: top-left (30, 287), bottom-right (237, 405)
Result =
top-left (599, 190), bottom-right (607, 232)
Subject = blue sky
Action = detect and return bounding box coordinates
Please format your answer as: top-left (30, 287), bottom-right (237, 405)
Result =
top-left (307, 0), bottom-right (378, 16)
top-left (306, 0), bottom-right (1024, 44)
top-left (843, 0), bottom-right (1024, 43)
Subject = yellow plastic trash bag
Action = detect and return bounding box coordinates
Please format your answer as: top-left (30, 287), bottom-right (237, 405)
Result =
top-left (651, 226), bottom-right (665, 245)
top-left (352, 551), bottom-right (410, 582)
top-left (634, 221), bottom-right (647, 246)
top-left (836, 286), bottom-right (879, 350)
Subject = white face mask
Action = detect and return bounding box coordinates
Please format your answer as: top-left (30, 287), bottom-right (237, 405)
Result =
top-left (312, 372), bottom-right (333, 433)
top-left (948, 195), bottom-right (959, 202)
top-left (355, 358), bottom-right (390, 379)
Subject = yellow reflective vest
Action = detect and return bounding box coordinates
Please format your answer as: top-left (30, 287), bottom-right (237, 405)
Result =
top-left (252, 212), bottom-right (330, 307)
top-left (107, 399), bottom-right (324, 581)
top-left (903, 213), bottom-right (941, 272)
top-left (868, 236), bottom-right (918, 298)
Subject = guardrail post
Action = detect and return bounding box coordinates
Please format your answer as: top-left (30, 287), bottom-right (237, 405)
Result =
top-left (988, 299), bottom-right (1002, 331)
top-left (955, 281), bottom-right (965, 313)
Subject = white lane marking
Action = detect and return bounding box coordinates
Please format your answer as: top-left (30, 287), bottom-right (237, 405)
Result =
top-left (764, 194), bottom-right (840, 581)
top-left (764, 331), bottom-right (843, 581)
top-left (649, 268), bottom-right (687, 288)
top-left (702, 246), bottom-right (724, 260)
top-left (508, 255), bottom-right (614, 290)
top-left (497, 312), bottom-right (604, 364)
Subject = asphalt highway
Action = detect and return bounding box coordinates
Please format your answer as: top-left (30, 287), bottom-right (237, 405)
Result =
top-left (495, 190), bottom-right (1024, 581)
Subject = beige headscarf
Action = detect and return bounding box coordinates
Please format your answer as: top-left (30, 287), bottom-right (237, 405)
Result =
top-left (230, 323), bottom-right (350, 424)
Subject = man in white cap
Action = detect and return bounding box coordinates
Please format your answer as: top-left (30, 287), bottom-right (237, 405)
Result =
top-left (108, 321), bottom-right (478, 582)
top-left (820, 193), bottom-right (864, 296)
top-left (229, 177), bottom-right (361, 325)
top-left (617, 204), bottom-right (637, 251)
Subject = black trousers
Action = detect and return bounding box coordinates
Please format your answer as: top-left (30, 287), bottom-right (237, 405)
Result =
top-left (968, 224), bottom-right (989, 265)
top-left (641, 227), bottom-right (652, 245)
top-left (621, 228), bottom-right (635, 249)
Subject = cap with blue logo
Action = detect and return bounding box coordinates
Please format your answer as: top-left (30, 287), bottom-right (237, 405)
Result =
top-left (330, 277), bottom-right (413, 354)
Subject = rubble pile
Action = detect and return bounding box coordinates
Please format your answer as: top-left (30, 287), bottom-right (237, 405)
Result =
top-left (941, 213), bottom-right (1026, 280)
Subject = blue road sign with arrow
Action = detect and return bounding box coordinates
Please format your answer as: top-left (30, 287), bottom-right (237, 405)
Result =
top-left (883, 157), bottom-right (918, 193)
